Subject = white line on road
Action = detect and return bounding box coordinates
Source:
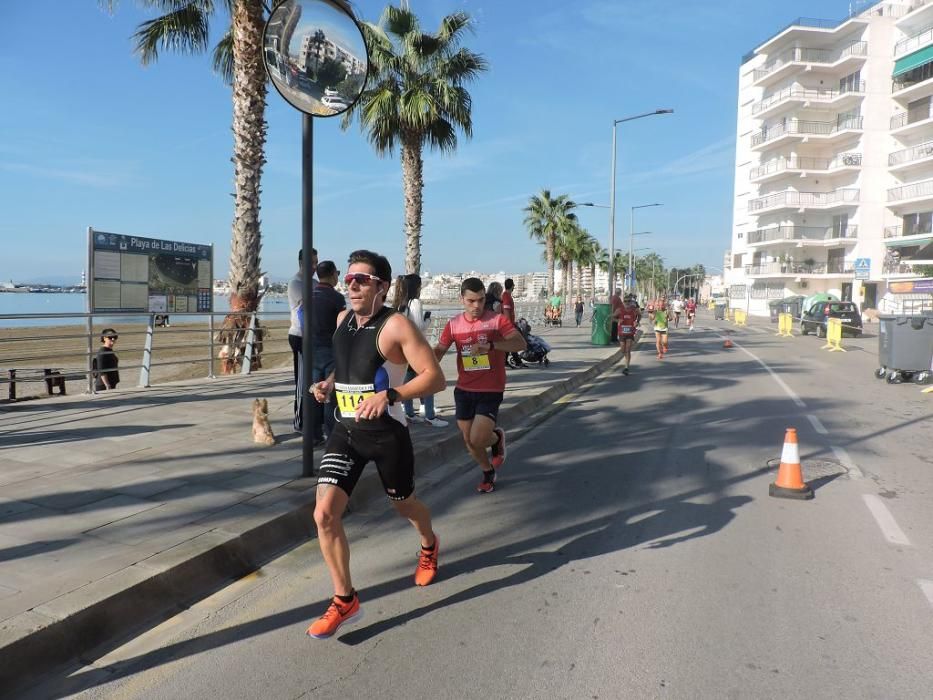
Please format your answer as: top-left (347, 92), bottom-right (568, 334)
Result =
top-left (919, 580), bottom-right (933, 609)
top-left (719, 336), bottom-right (808, 408)
top-left (807, 414), bottom-right (828, 435)
top-left (862, 494), bottom-right (911, 546)
top-left (831, 445), bottom-right (864, 479)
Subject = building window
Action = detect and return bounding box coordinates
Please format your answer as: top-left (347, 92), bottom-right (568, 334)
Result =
top-left (839, 70), bottom-right (861, 93)
top-left (903, 211), bottom-right (933, 235)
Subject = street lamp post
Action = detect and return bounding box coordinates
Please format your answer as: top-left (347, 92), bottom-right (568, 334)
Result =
top-left (607, 109), bottom-right (673, 299)
top-left (629, 203), bottom-right (661, 294)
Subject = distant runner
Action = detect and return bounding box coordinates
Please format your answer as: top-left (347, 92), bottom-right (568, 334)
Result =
top-left (654, 301), bottom-right (670, 359)
top-left (671, 297), bottom-right (685, 328)
top-left (614, 294), bottom-right (641, 375)
top-left (686, 297), bottom-right (697, 331)
top-left (435, 277), bottom-right (527, 493)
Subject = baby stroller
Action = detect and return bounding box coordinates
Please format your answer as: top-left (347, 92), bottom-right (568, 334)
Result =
top-left (509, 318), bottom-right (552, 367)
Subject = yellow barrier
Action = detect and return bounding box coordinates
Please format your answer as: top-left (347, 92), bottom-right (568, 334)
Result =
top-left (821, 317), bottom-right (846, 352)
top-left (733, 309), bottom-right (748, 326)
top-left (724, 307), bottom-right (731, 321)
top-left (707, 300), bottom-right (715, 310)
top-left (776, 312), bottom-right (794, 337)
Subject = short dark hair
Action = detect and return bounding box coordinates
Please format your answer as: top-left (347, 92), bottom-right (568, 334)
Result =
top-left (298, 247), bottom-right (317, 262)
top-left (460, 277), bottom-right (485, 295)
top-left (316, 260), bottom-right (337, 279)
top-left (347, 249), bottom-right (391, 282)
top-left (100, 328), bottom-right (118, 341)
top-left (504, 278), bottom-right (514, 291)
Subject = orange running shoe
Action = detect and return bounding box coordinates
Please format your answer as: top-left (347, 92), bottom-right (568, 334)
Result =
top-left (414, 534), bottom-right (440, 586)
top-left (306, 594), bottom-right (362, 639)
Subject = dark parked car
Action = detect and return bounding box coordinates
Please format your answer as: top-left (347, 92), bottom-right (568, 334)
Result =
top-left (800, 301), bottom-right (863, 338)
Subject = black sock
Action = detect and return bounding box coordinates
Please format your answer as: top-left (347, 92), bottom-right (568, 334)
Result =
top-left (421, 539), bottom-right (436, 552)
top-left (336, 590), bottom-right (355, 603)
top-left (483, 469), bottom-right (495, 482)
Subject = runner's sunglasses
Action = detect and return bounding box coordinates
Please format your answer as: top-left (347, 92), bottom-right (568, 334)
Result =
top-left (344, 272), bottom-right (385, 286)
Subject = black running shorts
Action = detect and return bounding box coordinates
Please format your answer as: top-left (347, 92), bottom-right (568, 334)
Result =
top-left (317, 420), bottom-right (414, 501)
top-left (454, 387), bottom-right (503, 422)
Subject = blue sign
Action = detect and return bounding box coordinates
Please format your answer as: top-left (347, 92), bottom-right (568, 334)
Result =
top-left (854, 258), bottom-right (871, 280)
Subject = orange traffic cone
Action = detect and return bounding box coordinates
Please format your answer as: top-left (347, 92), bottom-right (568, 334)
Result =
top-left (723, 339), bottom-right (733, 349)
top-left (769, 428), bottom-right (813, 500)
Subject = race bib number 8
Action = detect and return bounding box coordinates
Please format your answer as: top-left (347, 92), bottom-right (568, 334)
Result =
top-left (463, 353), bottom-right (491, 371)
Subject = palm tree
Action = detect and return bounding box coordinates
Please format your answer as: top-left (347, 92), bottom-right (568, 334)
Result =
top-left (344, 5), bottom-right (488, 274)
top-left (556, 221), bottom-right (589, 301)
top-left (597, 248), bottom-right (626, 293)
top-left (524, 190), bottom-right (577, 297)
top-left (103, 0), bottom-right (268, 321)
top-left (575, 234), bottom-right (600, 299)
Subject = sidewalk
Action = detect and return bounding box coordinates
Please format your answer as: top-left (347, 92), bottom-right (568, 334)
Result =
top-left (0, 323), bottom-right (623, 692)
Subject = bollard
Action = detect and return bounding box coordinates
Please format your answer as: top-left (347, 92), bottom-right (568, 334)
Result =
top-left (776, 312), bottom-right (794, 337)
top-left (733, 309), bottom-right (748, 327)
top-left (821, 318), bottom-right (846, 352)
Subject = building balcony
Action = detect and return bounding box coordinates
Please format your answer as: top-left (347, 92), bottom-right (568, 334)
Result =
top-left (889, 109), bottom-right (933, 135)
top-left (888, 139), bottom-right (933, 174)
top-left (751, 82), bottom-right (866, 119)
top-left (892, 67), bottom-right (933, 102)
top-left (745, 261), bottom-right (855, 278)
top-left (884, 225), bottom-right (933, 244)
top-left (748, 188), bottom-right (860, 214)
top-left (897, 0), bottom-right (933, 33)
top-left (882, 261), bottom-right (923, 278)
top-left (750, 117), bottom-right (863, 150)
top-left (887, 177), bottom-right (933, 208)
top-left (749, 153), bottom-right (861, 183)
top-left (752, 42), bottom-right (868, 87)
top-left (746, 225), bottom-right (858, 248)
top-left (895, 23), bottom-right (933, 57)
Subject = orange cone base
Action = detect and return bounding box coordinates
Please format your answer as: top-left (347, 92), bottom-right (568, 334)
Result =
top-left (769, 482), bottom-right (814, 500)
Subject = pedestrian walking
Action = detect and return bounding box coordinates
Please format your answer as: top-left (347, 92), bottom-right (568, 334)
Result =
top-left (94, 328), bottom-right (120, 391)
top-left (485, 281), bottom-right (503, 314)
top-left (307, 249), bottom-right (445, 639)
top-left (574, 297), bottom-right (584, 327)
top-left (434, 278), bottom-right (527, 493)
top-left (311, 260), bottom-right (345, 445)
top-left (288, 248), bottom-right (317, 431)
top-left (393, 274), bottom-right (447, 427)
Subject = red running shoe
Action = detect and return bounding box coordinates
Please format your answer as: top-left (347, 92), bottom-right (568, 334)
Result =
top-left (490, 427), bottom-right (507, 469)
top-left (306, 594), bottom-right (362, 639)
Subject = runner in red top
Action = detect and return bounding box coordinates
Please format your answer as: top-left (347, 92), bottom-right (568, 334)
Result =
top-left (501, 278), bottom-right (526, 368)
top-left (686, 298), bottom-right (697, 331)
top-left (614, 294), bottom-right (641, 375)
top-left (435, 277), bottom-right (527, 493)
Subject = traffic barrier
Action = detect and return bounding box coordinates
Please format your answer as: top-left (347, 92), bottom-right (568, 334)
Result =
top-left (733, 309), bottom-right (748, 326)
top-left (821, 318), bottom-right (846, 352)
top-left (775, 312), bottom-right (794, 337)
top-left (724, 307), bottom-right (732, 321)
top-left (707, 300), bottom-right (715, 310)
top-left (769, 427), bottom-right (814, 500)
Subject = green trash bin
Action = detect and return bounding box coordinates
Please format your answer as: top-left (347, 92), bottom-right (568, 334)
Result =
top-left (591, 303), bottom-right (612, 346)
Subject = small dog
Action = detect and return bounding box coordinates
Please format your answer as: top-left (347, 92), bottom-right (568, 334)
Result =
top-left (252, 398), bottom-right (275, 446)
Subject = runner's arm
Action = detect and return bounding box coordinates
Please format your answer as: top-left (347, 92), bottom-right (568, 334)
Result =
top-left (395, 317), bottom-right (446, 399)
top-left (433, 320), bottom-right (453, 361)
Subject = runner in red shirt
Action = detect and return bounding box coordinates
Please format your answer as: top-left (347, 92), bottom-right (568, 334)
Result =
top-left (614, 294), bottom-right (641, 375)
top-left (686, 297), bottom-right (697, 331)
top-left (501, 278), bottom-right (526, 368)
top-left (435, 278), bottom-right (527, 493)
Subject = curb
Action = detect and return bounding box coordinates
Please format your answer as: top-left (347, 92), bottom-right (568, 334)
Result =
top-left (0, 346), bottom-right (622, 695)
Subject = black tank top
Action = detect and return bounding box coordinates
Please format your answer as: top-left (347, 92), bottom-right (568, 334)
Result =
top-left (331, 306), bottom-right (408, 430)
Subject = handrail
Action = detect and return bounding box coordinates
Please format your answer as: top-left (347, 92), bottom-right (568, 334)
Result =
top-left (747, 225), bottom-right (858, 244)
top-left (887, 178), bottom-right (933, 201)
top-left (752, 82), bottom-right (865, 115)
top-left (750, 153), bottom-right (861, 179)
top-left (885, 225), bottom-right (933, 238)
top-left (748, 188), bottom-right (860, 212)
top-left (894, 22), bottom-right (933, 57)
top-left (751, 117), bottom-right (864, 146)
top-left (890, 109), bottom-right (933, 129)
top-left (745, 261), bottom-right (855, 275)
top-left (889, 139), bottom-right (933, 166)
top-left (753, 42), bottom-right (868, 81)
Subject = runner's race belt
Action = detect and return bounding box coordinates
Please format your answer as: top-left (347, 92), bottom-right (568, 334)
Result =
top-left (334, 382), bottom-right (375, 413)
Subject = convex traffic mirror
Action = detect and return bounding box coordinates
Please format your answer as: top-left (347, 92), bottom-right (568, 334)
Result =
top-left (263, 0), bottom-right (369, 117)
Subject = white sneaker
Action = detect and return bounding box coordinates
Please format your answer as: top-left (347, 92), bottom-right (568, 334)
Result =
top-left (407, 414), bottom-right (425, 424)
top-left (424, 417), bottom-right (448, 427)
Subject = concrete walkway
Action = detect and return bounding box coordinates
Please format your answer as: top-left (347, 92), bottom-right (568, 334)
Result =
top-left (0, 322), bottom-right (626, 692)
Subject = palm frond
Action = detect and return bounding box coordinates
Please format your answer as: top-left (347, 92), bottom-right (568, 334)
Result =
top-left (382, 5), bottom-right (419, 40)
top-left (132, 5), bottom-right (211, 64)
top-left (212, 29), bottom-right (233, 85)
top-left (436, 11), bottom-right (472, 43)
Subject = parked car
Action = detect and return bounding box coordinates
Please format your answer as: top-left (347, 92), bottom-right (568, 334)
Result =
top-left (321, 94), bottom-right (349, 110)
top-left (800, 300), bottom-right (863, 338)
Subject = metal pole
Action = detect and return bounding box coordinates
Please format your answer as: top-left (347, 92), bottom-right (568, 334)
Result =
top-left (301, 114), bottom-right (315, 478)
top-left (86, 227), bottom-right (95, 395)
top-left (628, 207), bottom-right (634, 295)
top-left (208, 313), bottom-right (215, 378)
top-left (138, 315), bottom-right (154, 387)
top-left (608, 124), bottom-right (618, 299)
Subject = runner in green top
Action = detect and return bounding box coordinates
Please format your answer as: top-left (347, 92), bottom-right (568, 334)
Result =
top-left (653, 302), bottom-right (670, 359)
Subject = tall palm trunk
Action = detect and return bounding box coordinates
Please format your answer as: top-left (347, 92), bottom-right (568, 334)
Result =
top-left (561, 260), bottom-right (570, 301)
top-left (401, 135), bottom-right (424, 274)
top-left (589, 262), bottom-right (596, 299)
top-left (227, 0), bottom-right (267, 314)
top-left (545, 234), bottom-right (555, 297)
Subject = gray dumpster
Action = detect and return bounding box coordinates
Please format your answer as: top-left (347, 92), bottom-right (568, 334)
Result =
top-left (877, 314), bottom-right (933, 384)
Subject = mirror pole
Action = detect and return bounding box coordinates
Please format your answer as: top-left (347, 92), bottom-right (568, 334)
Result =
top-left (301, 113), bottom-right (315, 478)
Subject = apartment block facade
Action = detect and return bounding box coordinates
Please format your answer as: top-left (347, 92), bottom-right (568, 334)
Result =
top-left (728, 0), bottom-right (933, 316)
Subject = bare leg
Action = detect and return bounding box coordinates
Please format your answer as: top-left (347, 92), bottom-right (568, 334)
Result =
top-left (458, 418), bottom-right (495, 470)
top-left (313, 484), bottom-right (352, 596)
top-left (392, 495), bottom-right (435, 547)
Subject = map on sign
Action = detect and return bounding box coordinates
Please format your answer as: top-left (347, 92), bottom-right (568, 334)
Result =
top-left (89, 230), bottom-right (213, 313)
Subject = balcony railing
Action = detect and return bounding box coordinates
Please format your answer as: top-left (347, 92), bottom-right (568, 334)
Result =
top-left (890, 108), bottom-right (933, 129)
top-left (887, 178), bottom-right (933, 201)
top-left (751, 82), bottom-right (866, 115)
top-left (747, 225), bottom-right (858, 244)
top-left (751, 117), bottom-right (864, 146)
top-left (894, 23), bottom-right (933, 57)
top-left (885, 225), bottom-right (933, 238)
top-left (889, 140), bottom-right (933, 166)
top-left (745, 261), bottom-right (854, 275)
top-left (750, 153), bottom-right (862, 179)
top-left (748, 188), bottom-right (860, 212)
top-left (753, 42), bottom-right (868, 81)
top-left (883, 261), bottom-right (916, 275)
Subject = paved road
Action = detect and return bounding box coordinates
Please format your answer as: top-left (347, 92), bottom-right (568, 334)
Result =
top-left (28, 316), bottom-right (933, 699)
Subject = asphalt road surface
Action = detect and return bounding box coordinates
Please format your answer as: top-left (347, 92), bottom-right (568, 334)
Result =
top-left (29, 318), bottom-right (933, 700)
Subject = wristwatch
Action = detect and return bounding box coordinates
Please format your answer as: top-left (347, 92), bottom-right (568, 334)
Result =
top-left (386, 388), bottom-right (399, 405)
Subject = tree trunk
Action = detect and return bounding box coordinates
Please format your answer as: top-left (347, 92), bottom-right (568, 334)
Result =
top-left (227, 0), bottom-right (268, 315)
top-left (401, 135), bottom-right (424, 274)
top-left (545, 233), bottom-right (555, 297)
top-left (562, 260), bottom-right (570, 302)
top-left (589, 262), bottom-right (596, 299)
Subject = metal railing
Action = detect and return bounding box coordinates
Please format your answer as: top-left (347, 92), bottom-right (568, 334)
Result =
top-left (887, 178), bottom-right (933, 201)
top-left (895, 22), bottom-right (933, 56)
top-left (745, 261), bottom-right (855, 275)
top-left (883, 261), bottom-right (917, 274)
top-left (747, 225), bottom-right (858, 244)
top-left (751, 117), bottom-right (864, 146)
top-left (753, 42), bottom-right (867, 81)
top-left (748, 188), bottom-right (860, 212)
top-left (890, 108), bottom-right (933, 129)
top-left (889, 140), bottom-right (933, 166)
top-left (750, 153), bottom-right (861, 179)
top-left (884, 224), bottom-right (933, 238)
top-left (752, 82), bottom-right (866, 115)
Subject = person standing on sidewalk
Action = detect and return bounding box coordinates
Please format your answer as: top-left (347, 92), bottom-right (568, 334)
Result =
top-left (311, 260), bottom-right (345, 446)
top-left (393, 273), bottom-right (447, 428)
top-left (434, 278), bottom-right (527, 494)
top-left (574, 297), bottom-right (585, 327)
top-left (501, 278), bottom-right (526, 368)
top-left (288, 248), bottom-right (317, 432)
top-left (94, 328), bottom-right (120, 391)
top-left (307, 249), bottom-right (445, 639)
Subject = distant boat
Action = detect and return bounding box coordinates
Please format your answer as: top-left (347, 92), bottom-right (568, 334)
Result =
top-left (0, 279), bottom-right (29, 293)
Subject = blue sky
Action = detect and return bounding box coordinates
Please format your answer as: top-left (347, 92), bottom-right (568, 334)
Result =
top-left (0, 0), bottom-right (857, 283)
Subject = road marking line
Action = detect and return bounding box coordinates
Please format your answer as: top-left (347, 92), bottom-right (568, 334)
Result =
top-left (862, 494), bottom-right (911, 546)
top-left (719, 336), bottom-right (807, 408)
top-left (919, 580), bottom-right (933, 609)
top-left (831, 445), bottom-right (864, 479)
top-left (807, 414), bottom-right (828, 435)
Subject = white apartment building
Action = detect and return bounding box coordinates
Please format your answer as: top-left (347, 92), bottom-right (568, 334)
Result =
top-left (728, 0), bottom-right (933, 316)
